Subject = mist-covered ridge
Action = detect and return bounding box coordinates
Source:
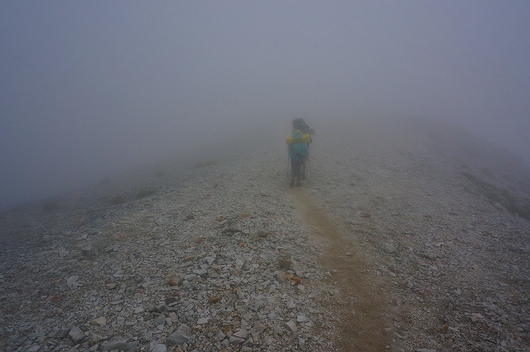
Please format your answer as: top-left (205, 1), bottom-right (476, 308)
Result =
top-left (1, 115), bottom-right (530, 351)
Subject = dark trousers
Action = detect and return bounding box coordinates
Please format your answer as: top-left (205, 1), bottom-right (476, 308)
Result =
top-left (291, 157), bottom-right (303, 179)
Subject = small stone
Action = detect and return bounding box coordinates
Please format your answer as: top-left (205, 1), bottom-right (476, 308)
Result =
top-left (299, 338), bottom-right (306, 349)
top-left (229, 335), bottom-right (246, 344)
top-left (197, 317), bottom-right (209, 325)
top-left (66, 275), bottom-right (79, 288)
top-left (167, 324), bottom-right (192, 346)
top-left (154, 314), bottom-right (166, 328)
top-left (252, 321), bottom-right (266, 333)
top-left (427, 266), bottom-right (439, 275)
top-left (184, 273), bottom-right (197, 282)
top-left (149, 343), bottom-right (167, 352)
top-left (278, 257), bottom-right (293, 270)
top-left (273, 324), bottom-right (283, 335)
top-left (233, 329), bottom-right (248, 339)
top-left (100, 339), bottom-right (135, 351)
top-left (471, 313), bottom-right (484, 323)
top-left (286, 299), bottom-right (296, 310)
top-left (286, 320), bottom-right (297, 332)
top-left (204, 256), bottom-right (216, 265)
top-left (91, 316), bottom-right (107, 326)
top-left (68, 326), bottom-right (84, 343)
top-left (296, 314), bottom-right (310, 323)
top-left (383, 242), bottom-right (396, 253)
top-left (81, 243), bottom-right (98, 257)
top-left (167, 274), bottom-right (180, 286)
top-left (235, 259), bottom-right (245, 271)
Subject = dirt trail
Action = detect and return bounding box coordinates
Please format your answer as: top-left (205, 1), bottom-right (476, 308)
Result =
top-left (290, 188), bottom-right (391, 351)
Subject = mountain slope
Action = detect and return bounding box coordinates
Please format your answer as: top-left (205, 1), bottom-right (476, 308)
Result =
top-left (0, 116), bottom-right (529, 351)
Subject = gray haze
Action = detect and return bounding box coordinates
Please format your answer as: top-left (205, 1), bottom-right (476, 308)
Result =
top-left (1, 1), bottom-right (530, 211)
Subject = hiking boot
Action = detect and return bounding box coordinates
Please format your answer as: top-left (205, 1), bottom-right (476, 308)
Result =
top-left (289, 178), bottom-right (295, 187)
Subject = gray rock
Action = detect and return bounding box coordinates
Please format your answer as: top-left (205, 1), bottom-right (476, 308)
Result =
top-left (204, 256), bottom-right (216, 265)
top-left (66, 275), bottom-right (79, 288)
top-left (383, 242), bottom-right (396, 253)
top-left (278, 257), bottom-right (293, 269)
top-left (229, 335), bottom-right (246, 344)
top-left (81, 243), bottom-right (98, 257)
top-left (184, 273), bottom-right (197, 282)
top-left (233, 329), bottom-right (248, 339)
top-left (296, 314), bottom-right (310, 323)
top-left (167, 324), bottom-right (192, 346)
top-left (286, 320), bottom-right (297, 332)
top-left (153, 314), bottom-right (166, 328)
top-left (235, 258), bottom-right (245, 271)
top-left (149, 343), bottom-right (167, 352)
top-left (273, 324), bottom-right (284, 335)
top-left (251, 321), bottom-right (266, 339)
top-left (68, 326), bottom-right (84, 343)
top-left (299, 337), bottom-right (306, 349)
top-left (100, 338), bottom-right (138, 351)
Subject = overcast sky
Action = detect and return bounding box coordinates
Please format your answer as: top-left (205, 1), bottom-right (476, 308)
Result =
top-left (1, 1), bottom-right (529, 211)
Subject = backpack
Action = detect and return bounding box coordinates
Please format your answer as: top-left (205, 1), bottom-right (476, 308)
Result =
top-left (286, 130), bottom-right (308, 160)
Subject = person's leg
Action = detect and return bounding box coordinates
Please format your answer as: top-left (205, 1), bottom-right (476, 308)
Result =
top-left (294, 159), bottom-right (302, 186)
top-left (290, 158), bottom-right (296, 187)
top-left (301, 150), bottom-right (309, 179)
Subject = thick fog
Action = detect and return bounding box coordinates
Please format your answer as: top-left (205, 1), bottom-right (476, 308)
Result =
top-left (1, 1), bottom-right (530, 212)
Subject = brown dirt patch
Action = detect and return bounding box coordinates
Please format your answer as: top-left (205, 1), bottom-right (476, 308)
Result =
top-left (290, 188), bottom-right (391, 351)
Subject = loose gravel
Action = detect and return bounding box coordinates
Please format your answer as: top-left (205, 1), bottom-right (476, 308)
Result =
top-left (1, 118), bottom-right (529, 352)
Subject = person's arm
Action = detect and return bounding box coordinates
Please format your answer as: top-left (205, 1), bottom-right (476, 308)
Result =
top-left (306, 128), bottom-right (316, 136)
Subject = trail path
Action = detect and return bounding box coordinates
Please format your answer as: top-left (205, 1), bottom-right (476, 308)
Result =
top-left (290, 187), bottom-right (391, 351)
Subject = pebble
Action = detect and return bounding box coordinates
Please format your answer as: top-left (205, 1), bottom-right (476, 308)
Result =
top-left (68, 326), bottom-right (84, 343)
top-left (66, 275), bottom-right (79, 288)
top-left (197, 317), bottom-right (209, 325)
top-left (383, 242), bottom-right (397, 253)
top-left (149, 343), bottom-right (167, 352)
top-left (167, 324), bottom-right (192, 346)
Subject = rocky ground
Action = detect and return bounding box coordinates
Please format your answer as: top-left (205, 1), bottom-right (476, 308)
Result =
top-left (1, 118), bottom-right (529, 351)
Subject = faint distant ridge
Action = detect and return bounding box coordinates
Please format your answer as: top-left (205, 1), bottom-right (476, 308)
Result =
top-left (320, 114), bottom-right (530, 222)
top-left (415, 116), bottom-right (530, 221)
top-left (460, 171), bottom-right (530, 221)
top-left (404, 116), bottom-right (530, 221)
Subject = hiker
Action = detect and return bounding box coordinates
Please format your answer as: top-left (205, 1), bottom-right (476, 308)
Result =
top-left (286, 119), bottom-right (316, 187)
top-left (287, 129), bottom-right (308, 187)
top-left (291, 118), bottom-right (316, 180)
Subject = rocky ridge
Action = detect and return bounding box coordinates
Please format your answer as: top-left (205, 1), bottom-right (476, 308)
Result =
top-left (1, 118), bottom-right (530, 351)
top-left (0, 149), bottom-right (339, 352)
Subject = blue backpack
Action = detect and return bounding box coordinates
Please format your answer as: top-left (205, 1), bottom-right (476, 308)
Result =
top-left (288, 130), bottom-right (308, 161)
